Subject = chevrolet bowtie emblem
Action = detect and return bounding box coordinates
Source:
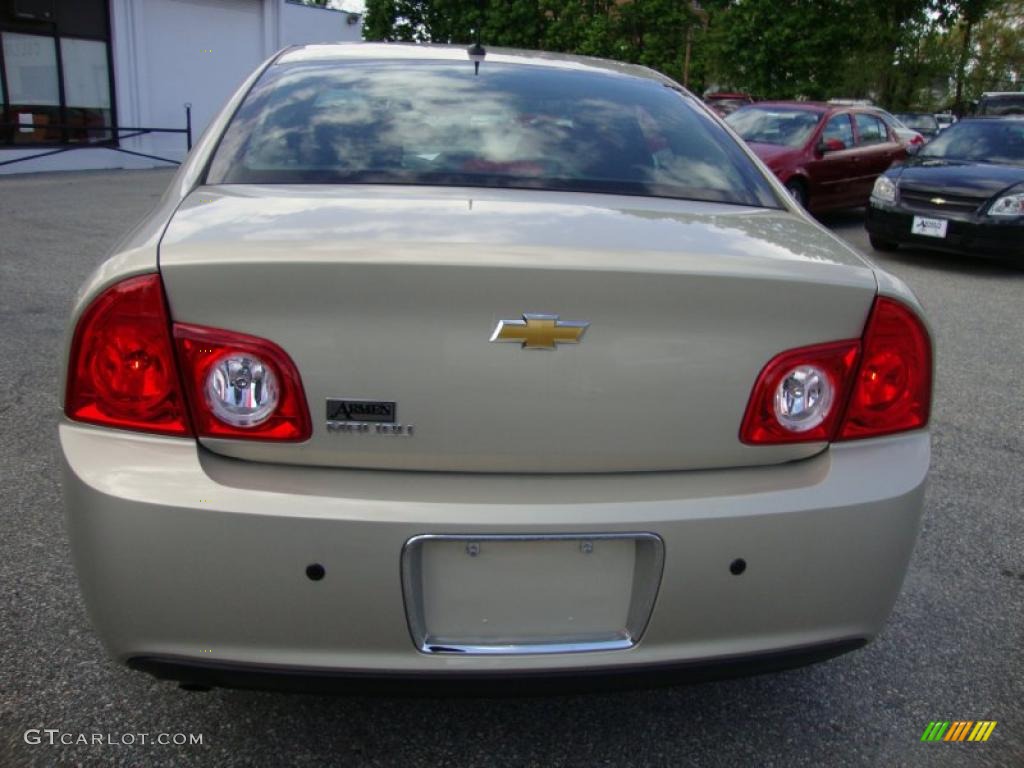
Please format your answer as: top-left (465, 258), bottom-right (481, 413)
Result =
top-left (490, 314), bottom-right (590, 350)
top-left (931, 197), bottom-right (947, 205)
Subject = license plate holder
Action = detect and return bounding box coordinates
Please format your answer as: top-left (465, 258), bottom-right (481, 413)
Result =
top-left (401, 534), bottom-right (664, 655)
top-left (911, 215), bottom-right (948, 238)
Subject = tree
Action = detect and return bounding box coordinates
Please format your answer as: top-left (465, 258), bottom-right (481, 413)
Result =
top-left (935, 0), bottom-right (1000, 113)
top-left (363, 0), bottom-right (427, 42)
top-left (965, 0), bottom-right (1024, 94)
top-left (364, 0), bottom-right (546, 47)
top-left (362, 0), bottom-right (1022, 107)
top-left (364, 1), bottom-right (709, 84)
top-left (701, 1), bottom-right (869, 99)
top-left (859, 0), bottom-right (935, 106)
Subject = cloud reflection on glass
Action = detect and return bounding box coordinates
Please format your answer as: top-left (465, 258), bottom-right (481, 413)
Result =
top-left (207, 60), bottom-right (780, 209)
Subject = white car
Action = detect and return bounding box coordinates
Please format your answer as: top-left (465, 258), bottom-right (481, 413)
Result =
top-left (871, 108), bottom-right (926, 151)
top-left (60, 44), bottom-right (933, 691)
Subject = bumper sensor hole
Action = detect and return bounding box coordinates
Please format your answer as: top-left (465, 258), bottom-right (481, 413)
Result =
top-left (729, 558), bottom-right (747, 575)
top-left (306, 564), bottom-right (326, 581)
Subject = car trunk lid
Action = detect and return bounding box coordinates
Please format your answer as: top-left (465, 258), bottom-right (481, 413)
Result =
top-left (159, 185), bottom-right (876, 473)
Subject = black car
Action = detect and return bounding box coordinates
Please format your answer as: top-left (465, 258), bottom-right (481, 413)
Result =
top-left (866, 117), bottom-right (1024, 260)
top-left (977, 92), bottom-right (1024, 116)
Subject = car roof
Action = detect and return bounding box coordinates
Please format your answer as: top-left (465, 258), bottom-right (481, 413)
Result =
top-left (743, 101), bottom-right (830, 114)
top-left (744, 101), bottom-right (887, 117)
top-left (274, 42), bottom-right (675, 86)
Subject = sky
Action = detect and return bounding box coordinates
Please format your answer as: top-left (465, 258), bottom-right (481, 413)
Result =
top-left (331, 0), bottom-right (366, 13)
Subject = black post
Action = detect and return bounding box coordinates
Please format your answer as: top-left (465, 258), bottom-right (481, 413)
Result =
top-left (185, 103), bottom-right (192, 151)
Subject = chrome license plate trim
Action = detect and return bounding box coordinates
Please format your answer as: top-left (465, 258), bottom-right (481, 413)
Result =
top-left (401, 533), bottom-right (665, 655)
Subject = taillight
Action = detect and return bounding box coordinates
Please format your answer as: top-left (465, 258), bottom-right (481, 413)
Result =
top-left (65, 274), bottom-right (191, 436)
top-left (174, 324), bottom-right (311, 441)
top-left (838, 297), bottom-right (931, 440)
top-left (66, 274), bottom-right (312, 442)
top-left (740, 297), bottom-right (931, 445)
top-left (740, 341), bottom-right (861, 444)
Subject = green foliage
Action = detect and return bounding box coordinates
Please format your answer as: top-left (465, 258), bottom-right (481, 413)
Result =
top-left (702, 1), bottom-right (868, 100)
top-left (965, 0), bottom-right (1024, 95)
top-left (364, 1), bottom-right (704, 82)
top-left (362, 0), bottom-right (1023, 108)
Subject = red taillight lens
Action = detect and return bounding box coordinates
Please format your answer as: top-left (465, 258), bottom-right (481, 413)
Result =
top-left (65, 274), bottom-right (191, 436)
top-left (174, 324), bottom-right (311, 441)
top-left (740, 297), bottom-right (931, 445)
top-left (66, 274), bottom-right (312, 442)
top-left (839, 297), bottom-right (931, 440)
top-left (740, 340), bottom-right (861, 444)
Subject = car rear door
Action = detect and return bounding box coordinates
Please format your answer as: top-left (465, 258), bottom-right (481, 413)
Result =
top-left (853, 112), bottom-right (903, 201)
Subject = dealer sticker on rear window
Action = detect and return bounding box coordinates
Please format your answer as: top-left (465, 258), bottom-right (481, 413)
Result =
top-left (912, 216), bottom-right (948, 238)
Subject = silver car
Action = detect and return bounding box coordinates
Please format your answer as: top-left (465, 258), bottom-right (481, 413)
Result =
top-left (60, 44), bottom-right (932, 691)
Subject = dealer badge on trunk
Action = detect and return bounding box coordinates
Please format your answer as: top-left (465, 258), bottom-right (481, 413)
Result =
top-left (326, 399), bottom-right (414, 436)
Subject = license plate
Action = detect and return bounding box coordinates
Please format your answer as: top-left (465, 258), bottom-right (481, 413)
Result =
top-left (911, 216), bottom-right (948, 238)
top-left (401, 534), bottom-right (664, 654)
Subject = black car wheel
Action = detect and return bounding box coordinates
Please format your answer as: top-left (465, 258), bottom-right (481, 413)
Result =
top-left (785, 180), bottom-right (808, 208)
top-left (869, 234), bottom-right (899, 252)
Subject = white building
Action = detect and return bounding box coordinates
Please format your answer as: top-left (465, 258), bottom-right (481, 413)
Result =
top-left (0, 0), bottom-right (362, 174)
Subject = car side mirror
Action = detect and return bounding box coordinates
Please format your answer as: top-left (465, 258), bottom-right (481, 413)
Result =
top-left (820, 138), bottom-right (846, 154)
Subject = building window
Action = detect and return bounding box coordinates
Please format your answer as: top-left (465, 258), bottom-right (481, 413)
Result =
top-left (1, 0), bottom-right (116, 147)
top-left (60, 37), bottom-right (111, 142)
top-left (2, 32), bottom-right (61, 143)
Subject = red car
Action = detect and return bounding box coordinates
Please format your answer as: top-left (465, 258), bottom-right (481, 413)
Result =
top-left (726, 102), bottom-right (906, 212)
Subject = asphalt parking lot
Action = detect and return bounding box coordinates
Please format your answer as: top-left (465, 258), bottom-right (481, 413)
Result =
top-left (1, 169), bottom-right (1021, 768)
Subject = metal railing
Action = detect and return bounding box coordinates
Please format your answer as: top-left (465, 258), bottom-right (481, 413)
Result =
top-left (0, 104), bottom-right (193, 169)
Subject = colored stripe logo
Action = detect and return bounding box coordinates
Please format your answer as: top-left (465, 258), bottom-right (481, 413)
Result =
top-left (921, 721), bottom-right (997, 742)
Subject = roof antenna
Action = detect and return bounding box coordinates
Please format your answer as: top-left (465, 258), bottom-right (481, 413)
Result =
top-left (467, 41), bottom-right (486, 76)
top-left (467, 0), bottom-right (486, 75)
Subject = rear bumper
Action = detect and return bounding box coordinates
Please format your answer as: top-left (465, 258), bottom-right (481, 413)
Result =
top-left (60, 421), bottom-right (929, 685)
top-left (129, 638), bottom-right (867, 694)
top-left (866, 204), bottom-right (1024, 259)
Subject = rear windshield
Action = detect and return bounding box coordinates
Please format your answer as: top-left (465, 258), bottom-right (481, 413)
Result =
top-left (206, 60), bottom-right (780, 208)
